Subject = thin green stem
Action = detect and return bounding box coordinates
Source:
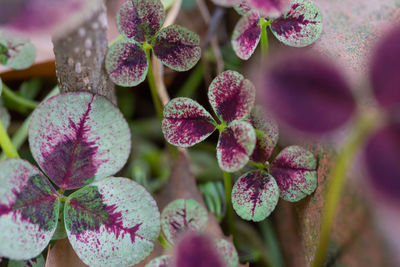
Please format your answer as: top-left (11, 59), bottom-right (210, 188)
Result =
top-left (2, 82), bottom-right (39, 110)
top-left (0, 118), bottom-right (19, 158)
top-left (312, 114), bottom-right (376, 267)
top-left (144, 46), bottom-right (164, 121)
top-left (259, 18), bottom-right (270, 59)
top-left (158, 234), bottom-right (171, 250)
top-left (223, 171), bottom-right (235, 238)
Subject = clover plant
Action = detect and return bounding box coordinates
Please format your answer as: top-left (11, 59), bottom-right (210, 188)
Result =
top-left (162, 70), bottom-right (257, 172)
top-left (0, 92), bottom-right (161, 266)
top-left (0, 35), bottom-right (36, 70)
top-left (215, 0), bottom-right (322, 60)
top-left (105, 0), bottom-right (201, 87)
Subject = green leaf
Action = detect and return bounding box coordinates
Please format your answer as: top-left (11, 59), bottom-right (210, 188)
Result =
top-left (0, 159), bottom-right (60, 260)
top-left (64, 177), bottom-right (160, 266)
top-left (0, 36), bottom-right (36, 70)
top-left (215, 238), bottom-right (239, 267)
top-left (161, 198), bottom-right (208, 244)
top-left (29, 92), bottom-right (131, 189)
top-left (162, 0), bottom-right (177, 9)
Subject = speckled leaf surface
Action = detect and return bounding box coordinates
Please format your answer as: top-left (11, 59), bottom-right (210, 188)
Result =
top-left (64, 177), bottom-right (160, 267)
top-left (145, 255), bottom-right (172, 267)
top-left (153, 25), bottom-right (201, 71)
top-left (0, 159), bottom-right (59, 260)
top-left (173, 232), bottom-right (225, 267)
top-left (0, 36), bottom-right (35, 70)
top-left (364, 121), bottom-right (400, 201)
top-left (29, 92), bottom-right (131, 189)
top-left (161, 199), bottom-right (208, 244)
top-left (215, 238), bottom-right (239, 267)
top-left (8, 254), bottom-right (45, 267)
top-left (208, 70), bottom-right (256, 123)
top-left (249, 105), bottom-right (279, 163)
top-left (370, 25), bottom-right (400, 109)
top-left (270, 0), bottom-right (322, 47)
top-left (232, 11), bottom-right (261, 60)
top-left (217, 121), bottom-right (256, 172)
top-left (232, 171), bottom-right (279, 221)
top-left (162, 97), bottom-right (216, 147)
top-left (262, 53), bottom-right (356, 134)
top-left (106, 40), bottom-right (148, 87)
top-left (234, 1), bottom-right (252, 15)
top-left (248, 0), bottom-right (290, 18)
top-left (270, 146), bottom-right (317, 201)
top-left (117, 0), bottom-right (165, 42)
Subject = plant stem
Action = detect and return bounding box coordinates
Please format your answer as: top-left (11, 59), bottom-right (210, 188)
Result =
top-left (0, 118), bottom-right (19, 158)
top-left (158, 234), bottom-right (171, 250)
top-left (2, 82), bottom-right (39, 110)
top-left (312, 114), bottom-right (376, 267)
top-left (144, 47), bottom-right (164, 121)
top-left (223, 171), bottom-right (235, 238)
top-left (260, 18), bottom-right (270, 59)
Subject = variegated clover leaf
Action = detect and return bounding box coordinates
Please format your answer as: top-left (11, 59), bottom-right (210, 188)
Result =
top-left (231, 105), bottom-right (317, 221)
top-left (0, 92), bottom-right (161, 267)
top-left (106, 0), bottom-right (201, 87)
top-left (231, 0), bottom-right (322, 60)
top-left (162, 70), bottom-right (257, 172)
top-left (0, 35), bottom-right (36, 70)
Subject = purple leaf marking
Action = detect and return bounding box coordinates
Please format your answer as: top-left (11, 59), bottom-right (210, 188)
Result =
top-left (161, 199), bottom-right (208, 244)
top-left (162, 97), bottom-right (216, 147)
top-left (270, 145), bottom-right (317, 201)
top-left (364, 121), bottom-right (400, 201)
top-left (370, 25), bottom-right (400, 109)
top-left (270, 0), bottom-right (322, 47)
top-left (208, 70), bottom-right (256, 123)
top-left (153, 25), bottom-right (201, 71)
top-left (249, 105), bottom-right (279, 163)
top-left (217, 121), bottom-right (256, 172)
top-left (215, 238), bottom-right (240, 267)
top-left (65, 177), bottom-right (160, 267)
top-left (0, 159), bottom-right (59, 260)
top-left (248, 0), bottom-right (290, 18)
top-left (173, 232), bottom-right (225, 267)
top-left (29, 93), bottom-right (131, 189)
top-left (117, 0), bottom-right (165, 43)
top-left (232, 11), bottom-right (261, 60)
top-left (262, 53), bottom-right (356, 134)
top-left (234, 1), bottom-right (252, 15)
top-left (105, 40), bottom-right (148, 87)
top-left (232, 170), bottom-right (279, 221)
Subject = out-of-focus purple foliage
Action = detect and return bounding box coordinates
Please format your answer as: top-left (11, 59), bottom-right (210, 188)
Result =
top-left (261, 53), bottom-right (356, 134)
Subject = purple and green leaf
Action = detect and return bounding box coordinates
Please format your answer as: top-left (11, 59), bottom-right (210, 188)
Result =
top-left (172, 232), bottom-right (225, 267)
top-left (215, 238), bottom-right (239, 267)
top-left (370, 25), bottom-right (400, 109)
top-left (208, 70), bottom-right (256, 123)
top-left (161, 198), bottom-right (208, 244)
top-left (64, 177), bottom-right (160, 267)
top-left (248, 105), bottom-right (279, 163)
top-left (8, 254), bottom-right (45, 267)
top-left (232, 11), bottom-right (261, 60)
top-left (270, 146), bottom-right (317, 201)
top-left (0, 35), bottom-right (36, 70)
top-left (145, 255), bottom-right (172, 267)
top-left (29, 92), bottom-right (131, 189)
top-left (117, 0), bottom-right (165, 43)
top-left (106, 40), bottom-right (148, 87)
top-left (162, 97), bottom-right (216, 147)
top-left (364, 121), bottom-right (400, 201)
top-left (248, 0), bottom-right (290, 18)
top-left (234, 1), bottom-right (252, 16)
top-left (153, 25), bottom-right (201, 71)
top-left (270, 0), bottom-right (322, 47)
top-left (217, 121), bottom-right (256, 172)
top-left (0, 159), bottom-right (59, 260)
top-left (232, 170), bottom-right (279, 221)
top-left (262, 53), bottom-right (356, 134)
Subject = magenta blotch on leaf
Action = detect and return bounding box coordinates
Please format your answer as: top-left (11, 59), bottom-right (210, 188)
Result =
top-left (106, 0), bottom-right (201, 87)
top-left (162, 70), bottom-right (257, 172)
top-left (160, 199), bottom-right (208, 244)
top-left (262, 53), bottom-right (356, 134)
top-left (270, 146), bottom-right (317, 202)
top-left (248, 0), bottom-right (290, 18)
top-left (231, 11), bottom-right (261, 60)
top-left (232, 170), bottom-right (279, 221)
